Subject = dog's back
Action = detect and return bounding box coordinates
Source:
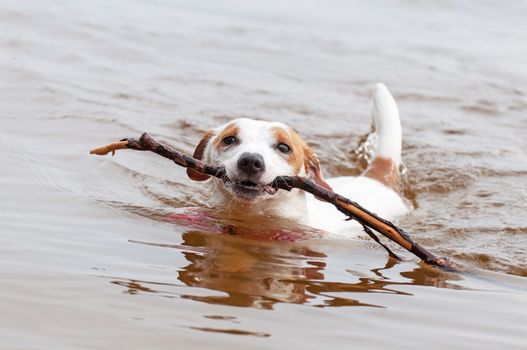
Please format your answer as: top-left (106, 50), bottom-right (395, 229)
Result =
top-left (307, 84), bottom-right (408, 235)
top-left (188, 83), bottom-right (409, 236)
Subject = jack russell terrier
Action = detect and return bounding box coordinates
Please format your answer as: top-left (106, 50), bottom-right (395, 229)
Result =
top-left (186, 83), bottom-right (408, 236)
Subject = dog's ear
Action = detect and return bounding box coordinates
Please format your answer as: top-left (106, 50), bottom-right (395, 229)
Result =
top-left (187, 131), bottom-right (214, 181)
top-left (303, 147), bottom-right (332, 200)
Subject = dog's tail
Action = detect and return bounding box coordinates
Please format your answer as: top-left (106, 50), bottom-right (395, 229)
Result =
top-left (363, 83), bottom-right (402, 190)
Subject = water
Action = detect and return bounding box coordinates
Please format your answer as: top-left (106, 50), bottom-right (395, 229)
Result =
top-left (1, 0), bottom-right (526, 349)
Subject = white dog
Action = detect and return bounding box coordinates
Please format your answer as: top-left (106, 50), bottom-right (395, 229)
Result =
top-left (186, 83), bottom-right (408, 236)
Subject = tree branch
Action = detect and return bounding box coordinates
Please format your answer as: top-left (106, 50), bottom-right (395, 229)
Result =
top-left (90, 132), bottom-right (453, 269)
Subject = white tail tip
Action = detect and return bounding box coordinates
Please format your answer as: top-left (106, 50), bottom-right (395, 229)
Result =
top-left (371, 83), bottom-right (402, 166)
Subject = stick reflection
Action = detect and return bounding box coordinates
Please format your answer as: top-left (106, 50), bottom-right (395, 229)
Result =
top-left (111, 227), bottom-right (462, 309)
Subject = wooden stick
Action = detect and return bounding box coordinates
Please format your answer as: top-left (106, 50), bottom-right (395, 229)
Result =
top-left (90, 140), bottom-right (129, 156)
top-left (90, 132), bottom-right (453, 269)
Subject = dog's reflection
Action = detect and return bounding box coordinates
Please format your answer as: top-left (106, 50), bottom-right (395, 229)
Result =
top-left (177, 230), bottom-right (327, 308)
top-left (112, 229), bottom-right (462, 309)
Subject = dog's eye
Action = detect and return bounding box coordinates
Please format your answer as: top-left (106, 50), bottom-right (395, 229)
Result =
top-left (276, 143), bottom-right (291, 154)
top-left (222, 136), bottom-right (237, 146)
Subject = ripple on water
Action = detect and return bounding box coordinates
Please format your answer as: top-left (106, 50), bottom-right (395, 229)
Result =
top-left (1, 1), bottom-right (527, 347)
top-left (103, 232), bottom-right (467, 310)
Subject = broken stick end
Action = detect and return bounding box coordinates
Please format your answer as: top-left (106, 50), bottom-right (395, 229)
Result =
top-left (89, 140), bottom-right (129, 156)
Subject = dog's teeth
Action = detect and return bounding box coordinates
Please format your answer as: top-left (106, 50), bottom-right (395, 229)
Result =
top-left (263, 185), bottom-right (277, 195)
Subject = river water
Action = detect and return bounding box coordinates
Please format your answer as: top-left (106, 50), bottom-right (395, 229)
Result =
top-left (1, 0), bottom-right (526, 349)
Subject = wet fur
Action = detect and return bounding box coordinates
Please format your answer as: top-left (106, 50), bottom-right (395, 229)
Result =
top-left (188, 84), bottom-right (408, 236)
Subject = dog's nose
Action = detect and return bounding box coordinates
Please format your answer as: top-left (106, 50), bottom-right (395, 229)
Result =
top-left (237, 153), bottom-right (265, 176)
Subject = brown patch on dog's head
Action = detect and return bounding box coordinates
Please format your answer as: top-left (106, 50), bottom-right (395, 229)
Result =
top-left (213, 123), bottom-right (239, 151)
top-left (187, 131), bottom-right (214, 181)
top-left (272, 127), bottom-right (332, 196)
top-left (272, 127), bottom-right (305, 174)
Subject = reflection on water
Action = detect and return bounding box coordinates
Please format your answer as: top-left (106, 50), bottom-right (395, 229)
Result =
top-left (2, 0), bottom-right (527, 347)
top-left (188, 326), bottom-right (271, 338)
top-left (110, 227), bottom-right (463, 310)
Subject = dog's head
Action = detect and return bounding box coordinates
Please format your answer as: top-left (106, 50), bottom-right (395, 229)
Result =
top-left (187, 118), bottom-right (331, 203)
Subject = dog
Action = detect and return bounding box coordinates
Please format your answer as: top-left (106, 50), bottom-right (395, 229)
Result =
top-left (186, 83), bottom-right (409, 236)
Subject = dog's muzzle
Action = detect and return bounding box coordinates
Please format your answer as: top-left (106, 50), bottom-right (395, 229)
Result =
top-left (224, 152), bottom-right (278, 201)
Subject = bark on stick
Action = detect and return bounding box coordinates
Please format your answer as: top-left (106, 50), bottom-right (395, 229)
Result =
top-left (91, 132), bottom-right (452, 269)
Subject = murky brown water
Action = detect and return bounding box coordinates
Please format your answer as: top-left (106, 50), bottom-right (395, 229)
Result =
top-left (1, 0), bottom-right (527, 349)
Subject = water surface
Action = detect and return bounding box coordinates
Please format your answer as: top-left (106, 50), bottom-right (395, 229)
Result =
top-left (1, 0), bottom-right (526, 349)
